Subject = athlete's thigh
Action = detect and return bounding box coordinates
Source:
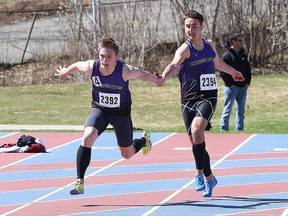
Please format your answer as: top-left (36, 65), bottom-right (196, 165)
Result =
top-left (109, 113), bottom-right (133, 147)
top-left (194, 98), bottom-right (217, 122)
top-left (85, 108), bottom-right (109, 135)
top-left (181, 101), bottom-right (197, 135)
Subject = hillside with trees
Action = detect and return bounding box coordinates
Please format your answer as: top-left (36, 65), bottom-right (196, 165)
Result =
top-left (0, 0), bottom-right (287, 86)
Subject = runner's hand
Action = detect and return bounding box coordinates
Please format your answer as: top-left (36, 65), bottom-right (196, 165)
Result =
top-left (232, 71), bottom-right (245, 81)
top-left (55, 65), bottom-right (68, 83)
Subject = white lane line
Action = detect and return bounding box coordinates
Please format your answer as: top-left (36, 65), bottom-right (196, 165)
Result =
top-left (0, 132), bottom-right (19, 138)
top-left (141, 134), bottom-right (257, 216)
top-left (0, 137), bottom-right (82, 170)
top-left (2, 133), bottom-right (176, 216)
top-left (281, 208), bottom-right (288, 216)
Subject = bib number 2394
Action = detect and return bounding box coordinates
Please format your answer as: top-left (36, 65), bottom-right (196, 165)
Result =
top-left (99, 92), bottom-right (120, 108)
top-left (200, 74), bottom-right (217, 91)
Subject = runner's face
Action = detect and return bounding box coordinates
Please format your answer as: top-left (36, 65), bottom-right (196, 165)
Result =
top-left (98, 48), bottom-right (118, 71)
top-left (184, 18), bottom-right (203, 41)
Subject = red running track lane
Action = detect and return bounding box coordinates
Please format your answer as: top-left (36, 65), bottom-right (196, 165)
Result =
top-left (130, 133), bottom-right (253, 162)
top-left (0, 160), bottom-right (116, 173)
top-left (1, 170), bottom-right (192, 192)
top-left (0, 133), bottom-right (252, 168)
top-left (167, 182), bottom-right (288, 216)
top-left (169, 182), bottom-right (288, 202)
top-left (2, 164), bottom-right (288, 193)
top-left (5, 151), bottom-right (287, 173)
top-left (0, 190), bottom-right (177, 216)
top-left (3, 182), bottom-right (287, 215)
top-left (1, 181), bottom-right (287, 216)
top-left (0, 133), bottom-right (256, 216)
top-left (0, 132), bottom-right (83, 166)
top-left (222, 208), bottom-right (287, 216)
top-left (140, 133), bottom-right (288, 216)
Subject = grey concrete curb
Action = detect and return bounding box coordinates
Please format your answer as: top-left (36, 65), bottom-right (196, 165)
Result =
top-left (0, 124), bottom-right (137, 131)
top-left (0, 124), bottom-right (84, 131)
top-left (0, 124), bottom-right (143, 131)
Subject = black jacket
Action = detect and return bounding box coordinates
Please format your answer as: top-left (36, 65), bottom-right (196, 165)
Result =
top-left (220, 48), bottom-right (252, 87)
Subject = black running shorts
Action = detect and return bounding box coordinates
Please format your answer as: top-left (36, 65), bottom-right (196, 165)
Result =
top-left (85, 108), bottom-right (133, 147)
top-left (181, 97), bottom-right (217, 135)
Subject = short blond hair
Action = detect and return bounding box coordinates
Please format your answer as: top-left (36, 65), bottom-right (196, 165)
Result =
top-left (98, 37), bottom-right (119, 55)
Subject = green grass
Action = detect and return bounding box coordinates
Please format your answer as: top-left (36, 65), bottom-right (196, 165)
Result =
top-left (0, 75), bottom-right (287, 133)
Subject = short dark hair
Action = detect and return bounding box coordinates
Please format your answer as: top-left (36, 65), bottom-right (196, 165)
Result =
top-left (98, 37), bottom-right (119, 55)
top-left (183, 10), bottom-right (204, 25)
top-left (229, 33), bottom-right (243, 44)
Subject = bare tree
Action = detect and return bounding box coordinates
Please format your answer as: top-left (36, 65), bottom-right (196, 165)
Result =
top-left (211, 0), bottom-right (221, 40)
top-left (58, 0), bottom-right (287, 73)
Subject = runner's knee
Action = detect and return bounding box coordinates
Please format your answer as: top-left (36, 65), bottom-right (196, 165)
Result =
top-left (120, 146), bottom-right (134, 159)
top-left (82, 127), bottom-right (98, 148)
top-left (191, 127), bottom-right (205, 143)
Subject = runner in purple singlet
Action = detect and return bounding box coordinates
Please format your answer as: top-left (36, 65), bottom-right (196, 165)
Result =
top-left (161, 10), bottom-right (244, 197)
top-left (55, 37), bottom-right (164, 195)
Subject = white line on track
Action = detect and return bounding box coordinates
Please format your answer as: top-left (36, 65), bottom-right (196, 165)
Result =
top-left (281, 208), bottom-right (288, 216)
top-left (0, 132), bottom-right (18, 138)
top-left (2, 133), bottom-right (176, 216)
top-left (141, 134), bottom-right (257, 216)
top-left (0, 137), bottom-right (82, 170)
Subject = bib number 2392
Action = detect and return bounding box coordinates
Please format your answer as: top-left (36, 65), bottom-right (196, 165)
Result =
top-left (99, 92), bottom-right (120, 108)
top-left (200, 74), bottom-right (217, 91)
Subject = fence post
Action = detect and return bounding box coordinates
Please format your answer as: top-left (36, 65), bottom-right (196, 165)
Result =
top-left (21, 12), bottom-right (37, 63)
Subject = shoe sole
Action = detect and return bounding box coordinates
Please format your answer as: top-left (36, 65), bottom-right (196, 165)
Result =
top-left (70, 181), bottom-right (84, 195)
top-left (70, 189), bottom-right (84, 195)
top-left (203, 179), bottom-right (217, 197)
top-left (196, 185), bottom-right (205, 191)
top-left (142, 131), bottom-right (151, 155)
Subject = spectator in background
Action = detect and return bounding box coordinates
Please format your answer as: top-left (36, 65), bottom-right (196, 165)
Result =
top-left (220, 33), bottom-right (252, 131)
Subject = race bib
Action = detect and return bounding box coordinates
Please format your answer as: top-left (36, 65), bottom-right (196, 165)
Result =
top-left (200, 74), bottom-right (218, 91)
top-left (99, 92), bottom-right (120, 108)
top-left (92, 76), bottom-right (102, 87)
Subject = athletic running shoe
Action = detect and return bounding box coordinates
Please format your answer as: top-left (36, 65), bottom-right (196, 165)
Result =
top-left (70, 180), bottom-right (84, 195)
top-left (141, 131), bottom-right (152, 155)
top-left (195, 174), bottom-right (205, 191)
top-left (203, 176), bottom-right (217, 197)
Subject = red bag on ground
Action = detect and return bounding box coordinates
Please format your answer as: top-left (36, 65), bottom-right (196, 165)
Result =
top-left (27, 143), bottom-right (46, 153)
